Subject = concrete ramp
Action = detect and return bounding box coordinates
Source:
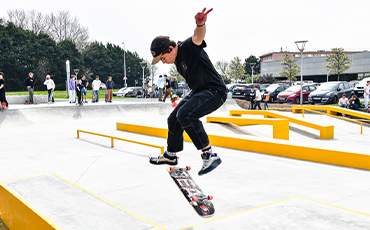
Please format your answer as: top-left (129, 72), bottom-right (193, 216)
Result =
top-left (0, 174), bottom-right (162, 230)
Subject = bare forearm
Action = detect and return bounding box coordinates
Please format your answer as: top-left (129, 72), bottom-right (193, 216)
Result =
top-left (192, 25), bottom-right (206, 45)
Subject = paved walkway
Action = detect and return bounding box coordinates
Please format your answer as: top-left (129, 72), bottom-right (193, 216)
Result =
top-left (1, 99), bottom-right (370, 229)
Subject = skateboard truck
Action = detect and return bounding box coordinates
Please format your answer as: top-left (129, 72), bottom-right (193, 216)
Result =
top-left (191, 195), bottom-right (213, 204)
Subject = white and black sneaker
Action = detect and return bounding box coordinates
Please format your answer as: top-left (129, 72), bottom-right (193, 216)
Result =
top-left (198, 152), bottom-right (222, 176)
top-left (149, 151), bottom-right (178, 165)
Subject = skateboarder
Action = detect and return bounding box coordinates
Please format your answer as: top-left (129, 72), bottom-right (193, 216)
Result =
top-left (149, 8), bottom-right (227, 176)
top-left (0, 72), bottom-right (8, 109)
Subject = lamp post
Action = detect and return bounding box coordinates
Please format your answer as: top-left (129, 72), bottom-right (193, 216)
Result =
top-left (294, 40), bottom-right (308, 106)
top-left (250, 63), bottom-right (256, 84)
top-left (122, 42), bottom-right (127, 87)
top-left (327, 68), bottom-right (329, 82)
top-left (66, 60), bottom-right (70, 96)
top-left (140, 61), bottom-right (146, 89)
top-left (74, 69), bottom-right (79, 79)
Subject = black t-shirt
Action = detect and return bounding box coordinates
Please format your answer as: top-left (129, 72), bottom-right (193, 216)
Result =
top-left (82, 79), bottom-right (88, 88)
top-left (165, 79), bottom-right (171, 90)
top-left (175, 37), bottom-right (227, 94)
top-left (0, 79), bottom-right (5, 92)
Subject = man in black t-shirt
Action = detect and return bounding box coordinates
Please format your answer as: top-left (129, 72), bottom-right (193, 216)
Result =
top-left (81, 75), bottom-right (89, 103)
top-left (149, 8), bottom-right (227, 176)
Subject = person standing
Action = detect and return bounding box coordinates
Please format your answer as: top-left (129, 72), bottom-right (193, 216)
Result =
top-left (162, 75), bottom-right (172, 102)
top-left (263, 89), bottom-right (269, 110)
top-left (253, 86), bottom-right (262, 110)
top-left (76, 79), bottom-right (83, 105)
top-left (24, 72), bottom-right (35, 104)
top-left (157, 75), bottom-right (165, 101)
top-left (69, 75), bottom-right (76, 103)
top-left (364, 81), bottom-right (370, 109)
top-left (92, 76), bottom-right (101, 103)
top-left (0, 72), bottom-right (8, 109)
top-left (171, 76), bottom-right (178, 95)
top-left (249, 88), bottom-right (255, 109)
top-left (81, 75), bottom-right (89, 103)
top-left (43, 75), bottom-right (55, 103)
top-left (149, 8), bottom-right (227, 175)
top-left (106, 76), bottom-right (115, 102)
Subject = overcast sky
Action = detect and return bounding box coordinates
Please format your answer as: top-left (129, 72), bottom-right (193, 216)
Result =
top-left (1, 0), bottom-right (370, 76)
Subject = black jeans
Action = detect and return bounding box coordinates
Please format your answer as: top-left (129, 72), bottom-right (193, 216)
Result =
top-left (253, 100), bottom-right (262, 110)
top-left (0, 90), bottom-right (8, 106)
top-left (167, 89), bottom-right (227, 152)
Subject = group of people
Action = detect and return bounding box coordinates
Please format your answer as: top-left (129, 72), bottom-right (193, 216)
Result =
top-left (245, 86), bottom-right (270, 110)
top-left (68, 75), bottom-right (115, 105)
top-left (155, 74), bottom-right (178, 102)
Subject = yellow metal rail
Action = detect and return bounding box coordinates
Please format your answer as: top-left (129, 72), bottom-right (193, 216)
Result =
top-left (77, 130), bottom-right (164, 154)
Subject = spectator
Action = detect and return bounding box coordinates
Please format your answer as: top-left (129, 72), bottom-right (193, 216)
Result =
top-left (171, 76), bottom-right (178, 95)
top-left (92, 76), bottom-right (101, 103)
top-left (69, 75), bottom-right (76, 103)
top-left (106, 76), bottom-right (115, 103)
top-left (364, 81), bottom-right (370, 109)
top-left (249, 88), bottom-right (255, 109)
top-left (349, 95), bottom-right (360, 110)
top-left (162, 75), bottom-right (173, 102)
top-left (157, 75), bottom-right (165, 101)
top-left (81, 75), bottom-right (89, 103)
top-left (338, 94), bottom-right (349, 108)
top-left (43, 75), bottom-right (55, 103)
top-left (263, 89), bottom-right (269, 110)
top-left (0, 72), bottom-right (8, 109)
top-left (24, 72), bottom-right (35, 104)
top-left (253, 86), bottom-right (262, 110)
top-left (76, 79), bottom-right (83, 105)
top-left (150, 84), bottom-right (157, 98)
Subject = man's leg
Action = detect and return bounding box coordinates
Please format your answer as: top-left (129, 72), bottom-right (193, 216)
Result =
top-left (108, 89), bottom-right (113, 102)
top-left (365, 94), bottom-right (369, 108)
top-left (96, 90), bottom-right (99, 102)
top-left (28, 88), bottom-right (34, 104)
top-left (256, 101), bottom-right (262, 110)
top-left (158, 88), bottom-right (163, 101)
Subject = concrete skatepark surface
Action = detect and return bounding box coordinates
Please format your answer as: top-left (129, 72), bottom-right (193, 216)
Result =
top-left (1, 99), bottom-right (370, 229)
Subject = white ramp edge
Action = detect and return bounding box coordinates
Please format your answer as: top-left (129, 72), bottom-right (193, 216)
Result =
top-left (2, 174), bottom-right (163, 230)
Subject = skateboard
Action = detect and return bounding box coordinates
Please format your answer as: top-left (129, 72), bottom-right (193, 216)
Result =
top-left (34, 97), bottom-right (43, 105)
top-left (105, 90), bottom-right (108, 102)
top-left (166, 166), bottom-right (215, 218)
top-left (0, 103), bottom-right (6, 111)
top-left (49, 91), bottom-right (54, 103)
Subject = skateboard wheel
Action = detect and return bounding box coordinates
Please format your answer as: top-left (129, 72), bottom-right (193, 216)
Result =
top-left (186, 166), bottom-right (191, 171)
top-left (170, 167), bottom-right (176, 172)
top-left (208, 195), bottom-right (213, 200)
top-left (192, 196), bottom-right (198, 202)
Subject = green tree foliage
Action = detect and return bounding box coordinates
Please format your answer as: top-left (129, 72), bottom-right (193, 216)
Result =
top-left (169, 64), bottom-right (185, 82)
top-left (325, 48), bottom-right (353, 81)
top-left (227, 56), bottom-right (245, 82)
top-left (256, 73), bottom-right (275, 84)
top-left (244, 55), bottom-right (261, 76)
top-left (279, 54), bottom-right (299, 85)
top-left (215, 60), bottom-right (231, 83)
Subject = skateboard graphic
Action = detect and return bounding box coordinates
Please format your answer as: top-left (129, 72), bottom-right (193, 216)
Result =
top-left (105, 90), bottom-right (108, 102)
top-left (166, 166), bottom-right (215, 218)
top-left (0, 103), bottom-right (6, 111)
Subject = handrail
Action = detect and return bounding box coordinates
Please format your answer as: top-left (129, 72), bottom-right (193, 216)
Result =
top-left (77, 130), bottom-right (165, 154)
top-left (301, 109), bottom-right (363, 134)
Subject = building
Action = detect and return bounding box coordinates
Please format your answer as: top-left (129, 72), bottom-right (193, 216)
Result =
top-left (260, 49), bottom-right (370, 82)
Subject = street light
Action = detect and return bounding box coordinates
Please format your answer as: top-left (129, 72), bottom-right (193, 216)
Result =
top-left (122, 42), bottom-right (127, 87)
top-left (74, 69), bottom-right (79, 79)
top-left (294, 40), bottom-right (308, 106)
top-left (250, 63), bottom-right (256, 84)
top-left (140, 61), bottom-right (146, 89)
top-left (327, 68), bottom-right (329, 82)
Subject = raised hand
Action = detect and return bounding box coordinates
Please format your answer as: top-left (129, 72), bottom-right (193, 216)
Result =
top-left (195, 8), bottom-right (213, 26)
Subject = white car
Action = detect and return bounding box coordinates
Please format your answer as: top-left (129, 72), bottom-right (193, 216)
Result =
top-left (353, 77), bottom-right (370, 97)
top-left (113, 87), bottom-right (134, 97)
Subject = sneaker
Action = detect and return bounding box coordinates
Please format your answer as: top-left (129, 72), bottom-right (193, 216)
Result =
top-left (149, 151), bottom-right (178, 165)
top-left (198, 152), bottom-right (222, 176)
top-left (85, 101), bottom-right (88, 103)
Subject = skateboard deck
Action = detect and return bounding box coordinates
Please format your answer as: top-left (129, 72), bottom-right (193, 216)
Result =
top-left (34, 97), bottom-right (43, 105)
top-left (166, 166), bottom-right (215, 218)
top-left (49, 91), bottom-right (54, 103)
top-left (105, 90), bottom-right (108, 102)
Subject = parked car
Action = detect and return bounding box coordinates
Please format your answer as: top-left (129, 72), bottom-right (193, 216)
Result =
top-left (308, 81), bottom-right (354, 104)
top-left (126, 87), bottom-right (144, 98)
top-left (113, 87), bottom-right (128, 97)
top-left (277, 84), bottom-right (317, 104)
top-left (99, 83), bottom-right (107, 90)
top-left (353, 77), bottom-right (370, 97)
top-left (265, 84), bottom-right (289, 102)
top-left (232, 84), bottom-right (264, 100)
top-left (175, 84), bottom-right (190, 98)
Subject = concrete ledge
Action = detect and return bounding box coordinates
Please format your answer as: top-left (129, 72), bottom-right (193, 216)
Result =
top-left (207, 116), bottom-right (289, 140)
top-left (116, 122), bottom-right (370, 171)
top-left (6, 95), bottom-right (48, 104)
top-left (230, 110), bottom-right (334, 139)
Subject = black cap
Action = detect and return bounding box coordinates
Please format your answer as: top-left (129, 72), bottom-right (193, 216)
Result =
top-left (150, 36), bottom-right (170, 65)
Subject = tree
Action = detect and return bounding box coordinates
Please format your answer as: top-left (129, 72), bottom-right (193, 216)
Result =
top-left (244, 55), bottom-right (261, 76)
top-left (256, 74), bottom-right (275, 84)
top-left (169, 64), bottom-right (185, 82)
top-left (326, 48), bottom-right (353, 81)
top-left (227, 56), bottom-right (245, 82)
top-left (215, 60), bottom-right (230, 83)
top-left (279, 54), bottom-right (300, 85)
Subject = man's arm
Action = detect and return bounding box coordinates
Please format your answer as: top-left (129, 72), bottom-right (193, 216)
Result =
top-left (192, 8), bottom-right (213, 46)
